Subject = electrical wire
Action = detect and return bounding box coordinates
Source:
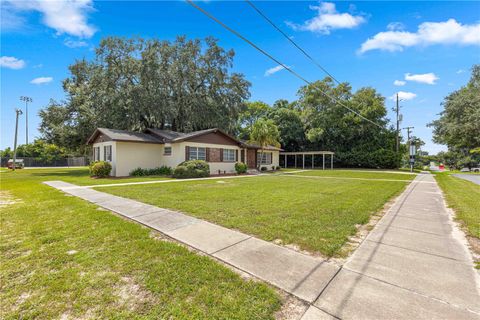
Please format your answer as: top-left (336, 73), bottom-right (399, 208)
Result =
top-left (185, 0), bottom-right (384, 130)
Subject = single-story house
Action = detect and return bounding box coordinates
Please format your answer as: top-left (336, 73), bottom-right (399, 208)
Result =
top-left (87, 128), bottom-right (282, 177)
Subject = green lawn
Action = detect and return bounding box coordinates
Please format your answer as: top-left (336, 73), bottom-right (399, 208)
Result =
top-left (435, 173), bottom-right (480, 239)
top-left (14, 167), bottom-right (172, 186)
top-left (100, 171), bottom-right (414, 256)
top-left (0, 169), bottom-right (280, 319)
top-left (290, 169), bottom-right (417, 181)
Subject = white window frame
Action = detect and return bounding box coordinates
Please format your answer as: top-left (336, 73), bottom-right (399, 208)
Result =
top-left (93, 147), bottom-right (100, 161)
top-left (223, 149), bottom-right (236, 162)
top-left (164, 146), bottom-right (172, 156)
top-left (189, 147), bottom-right (206, 161)
top-left (257, 152), bottom-right (272, 165)
top-left (104, 145), bottom-right (112, 162)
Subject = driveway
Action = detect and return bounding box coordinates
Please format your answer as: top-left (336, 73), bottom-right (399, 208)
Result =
top-left (453, 174), bottom-right (480, 185)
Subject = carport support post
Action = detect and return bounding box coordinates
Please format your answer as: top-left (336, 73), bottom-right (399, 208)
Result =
top-left (295, 155), bottom-right (297, 168)
top-left (284, 154), bottom-right (287, 168)
top-left (312, 155), bottom-right (314, 168)
top-left (323, 154), bottom-right (325, 170)
top-left (331, 154), bottom-right (333, 169)
top-left (302, 154), bottom-right (305, 169)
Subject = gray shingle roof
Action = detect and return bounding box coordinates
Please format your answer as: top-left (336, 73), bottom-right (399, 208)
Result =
top-left (87, 128), bottom-right (162, 144)
top-left (147, 128), bottom-right (218, 143)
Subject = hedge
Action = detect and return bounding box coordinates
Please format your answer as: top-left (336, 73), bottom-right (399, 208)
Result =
top-left (89, 161), bottom-right (112, 177)
top-left (130, 166), bottom-right (172, 176)
top-left (173, 160), bottom-right (210, 179)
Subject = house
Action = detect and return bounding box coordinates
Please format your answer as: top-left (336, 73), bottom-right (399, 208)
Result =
top-left (87, 128), bottom-right (282, 177)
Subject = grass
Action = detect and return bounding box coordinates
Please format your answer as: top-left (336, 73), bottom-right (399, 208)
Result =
top-left (100, 170), bottom-right (414, 256)
top-left (290, 169), bottom-right (417, 181)
top-left (0, 169), bottom-right (280, 319)
top-left (435, 173), bottom-right (480, 239)
top-left (10, 167), bottom-right (172, 186)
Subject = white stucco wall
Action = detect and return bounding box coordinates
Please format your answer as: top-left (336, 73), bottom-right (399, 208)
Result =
top-left (115, 142), bottom-right (163, 177)
top-left (92, 141), bottom-right (117, 176)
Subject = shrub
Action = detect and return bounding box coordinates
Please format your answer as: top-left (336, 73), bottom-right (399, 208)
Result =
top-left (130, 166), bottom-right (172, 177)
top-left (260, 166), bottom-right (268, 172)
top-left (173, 160), bottom-right (210, 179)
top-left (89, 161), bottom-right (112, 177)
top-left (276, 166), bottom-right (281, 170)
top-left (234, 162), bottom-right (247, 174)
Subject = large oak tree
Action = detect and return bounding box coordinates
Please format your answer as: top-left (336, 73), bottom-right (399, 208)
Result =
top-left (39, 36), bottom-right (250, 153)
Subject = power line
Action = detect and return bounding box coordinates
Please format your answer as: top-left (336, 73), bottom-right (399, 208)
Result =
top-left (185, 0), bottom-right (384, 130)
top-left (244, 0), bottom-right (341, 86)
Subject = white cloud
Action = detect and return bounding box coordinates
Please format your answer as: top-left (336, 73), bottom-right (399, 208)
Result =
top-left (359, 19), bottom-right (480, 53)
top-left (390, 91), bottom-right (417, 101)
top-left (0, 56), bottom-right (26, 69)
top-left (405, 72), bottom-right (439, 85)
top-left (6, 0), bottom-right (96, 38)
top-left (393, 80), bottom-right (406, 86)
top-left (387, 22), bottom-right (405, 31)
top-left (64, 38), bottom-right (88, 48)
top-left (30, 77), bottom-right (53, 85)
top-left (264, 65), bottom-right (289, 77)
top-left (456, 69), bottom-right (465, 74)
top-left (286, 2), bottom-right (366, 35)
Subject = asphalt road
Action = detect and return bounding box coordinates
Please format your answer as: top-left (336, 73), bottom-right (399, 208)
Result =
top-left (453, 174), bottom-right (480, 185)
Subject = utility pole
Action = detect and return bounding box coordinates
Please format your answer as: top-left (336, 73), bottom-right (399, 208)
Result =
top-left (13, 108), bottom-right (23, 171)
top-left (20, 96), bottom-right (32, 145)
top-left (403, 126), bottom-right (415, 173)
top-left (403, 126), bottom-right (414, 142)
top-left (395, 93), bottom-right (403, 153)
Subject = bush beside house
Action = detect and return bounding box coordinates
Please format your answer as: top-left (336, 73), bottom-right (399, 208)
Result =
top-left (89, 161), bottom-right (112, 177)
top-left (173, 160), bottom-right (210, 179)
top-left (130, 166), bottom-right (172, 176)
top-left (234, 162), bottom-right (247, 174)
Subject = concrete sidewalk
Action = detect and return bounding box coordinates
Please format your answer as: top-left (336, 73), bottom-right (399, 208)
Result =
top-left (305, 174), bottom-right (480, 319)
top-left (44, 180), bottom-right (339, 303)
top-left (45, 174), bottom-right (480, 319)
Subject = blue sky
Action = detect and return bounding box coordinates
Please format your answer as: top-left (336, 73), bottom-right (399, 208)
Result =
top-left (1, 1), bottom-right (479, 153)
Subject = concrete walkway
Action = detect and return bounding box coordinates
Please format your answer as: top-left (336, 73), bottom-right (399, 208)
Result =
top-left (304, 174), bottom-right (480, 319)
top-left (45, 174), bottom-right (480, 319)
top-left (44, 180), bottom-right (339, 303)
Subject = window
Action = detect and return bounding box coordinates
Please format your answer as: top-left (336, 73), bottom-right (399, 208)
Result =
top-left (164, 146), bottom-right (172, 156)
top-left (189, 147), bottom-right (206, 161)
top-left (257, 152), bottom-right (272, 165)
top-left (223, 149), bottom-right (235, 162)
top-left (93, 147), bottom-right (100, 161)
top-left (104, 145), bottom-right (112, 162)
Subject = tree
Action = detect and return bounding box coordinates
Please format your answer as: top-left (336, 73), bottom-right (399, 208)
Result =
top-left (295, 78), bottom-right (398, 168)
top-left (1, 140), bottom-right (68, 163)
top-left (39, 36), bottom-right (250, 153)
top-left (249, 119), bottom-right (280, 169)
top-left (429, 65), bottom-right (480, 152)
top-left (268, 103), bottom-right (306, 151)
top-left (237, 101), bottom-right (270, 139)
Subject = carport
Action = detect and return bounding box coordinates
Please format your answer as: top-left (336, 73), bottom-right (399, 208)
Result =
top-left (280, 151), bottom-right (334, 170)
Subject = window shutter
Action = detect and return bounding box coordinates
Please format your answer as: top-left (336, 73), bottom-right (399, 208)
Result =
top-left (220, 148), bottom-right (224, 162)
top-left (206, 148), bottom-right (210, 162)
top-left (235, 150), bottom-right (238, 162)
top-left (185, 146), bottom-right (189, 161)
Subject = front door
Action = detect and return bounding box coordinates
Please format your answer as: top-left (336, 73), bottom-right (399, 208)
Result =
top-left (246, 149), bottom-right (257, 169)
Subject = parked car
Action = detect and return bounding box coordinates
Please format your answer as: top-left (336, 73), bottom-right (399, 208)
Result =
top-left (7, 159), bottom-right (24, 169)
top-left (471, 167), bottom-right (480, 173)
